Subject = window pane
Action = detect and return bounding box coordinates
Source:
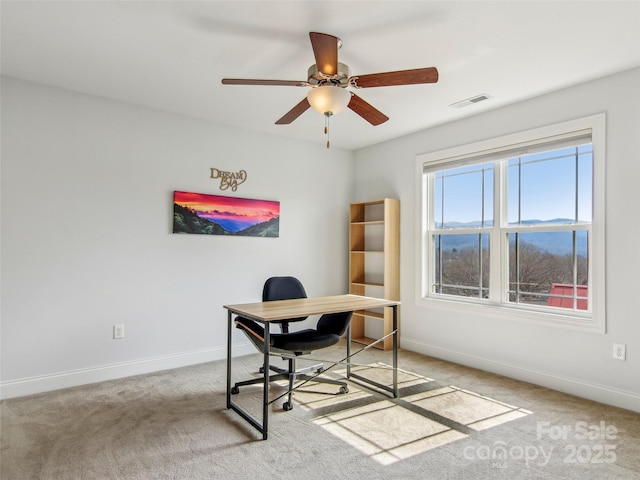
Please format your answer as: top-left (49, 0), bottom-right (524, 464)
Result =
top-left (434, 234), bottom-right (489, 298)
top-left (508, 146), bottom-right (592, 225)
top-left (577, 146), bottom-right (593, 222)
top-left (508, 231), bottom-right (588, 310)
top-left (434, 164), bottom-right (492, 228)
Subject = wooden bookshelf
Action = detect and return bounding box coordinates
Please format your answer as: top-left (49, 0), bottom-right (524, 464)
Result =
top-left (348, 198), bottom-right (400, 350)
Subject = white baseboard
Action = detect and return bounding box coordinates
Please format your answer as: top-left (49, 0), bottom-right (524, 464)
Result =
top-left (0, 342), bottom-right (256, 400)
top-left (5, 339), bottom-right (638, 414)
top-left (402, 338), bottom-right (640, 414)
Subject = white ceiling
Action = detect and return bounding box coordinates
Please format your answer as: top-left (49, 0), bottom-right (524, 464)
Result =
top-left (2, 1), bottom-right (639, 150)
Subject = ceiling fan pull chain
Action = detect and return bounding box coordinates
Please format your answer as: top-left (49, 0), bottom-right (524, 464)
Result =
top-left (325, 112), bottom-right (331, 148)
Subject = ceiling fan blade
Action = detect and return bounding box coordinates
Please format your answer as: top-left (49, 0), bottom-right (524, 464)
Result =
top-left (275, 97), bottom-right (311, 124)
top-left (222, 78), bottom-right (308, 87)
top-left (309, 32), bottom-right (339, 76)
top-left (348, 93), bottom-right (389, 126)
top-left (350, 67), bottom-right (439, 88)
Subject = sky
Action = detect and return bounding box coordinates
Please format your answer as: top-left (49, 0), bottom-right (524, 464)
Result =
top-left (434, 145), bottom-right (592, 226)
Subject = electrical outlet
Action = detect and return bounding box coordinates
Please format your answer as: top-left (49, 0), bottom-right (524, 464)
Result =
top-left (612, 343), bottom-right (626, 361)
top-left (113, 324), bottom-right (125, 339)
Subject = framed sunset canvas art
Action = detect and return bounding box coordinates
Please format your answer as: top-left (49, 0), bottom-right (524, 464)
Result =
top-left (173, 191), bottom-right (280, 237)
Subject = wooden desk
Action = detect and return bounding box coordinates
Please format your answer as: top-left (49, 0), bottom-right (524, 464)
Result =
top-left (224, 294), bottom-right (400, 440)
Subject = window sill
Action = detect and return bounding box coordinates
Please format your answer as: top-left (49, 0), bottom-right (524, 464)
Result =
top-left (415, 295), bottom-right (605, 334)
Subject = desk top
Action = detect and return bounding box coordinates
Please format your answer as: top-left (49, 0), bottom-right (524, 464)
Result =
top-left (224, 294), bottom-right (399, 322)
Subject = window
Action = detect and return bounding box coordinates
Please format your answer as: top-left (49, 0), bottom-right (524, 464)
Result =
top-left (416, 115), bottom-right (605, 332)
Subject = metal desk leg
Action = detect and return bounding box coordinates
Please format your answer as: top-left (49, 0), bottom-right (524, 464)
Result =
top-left (225, 311), bottom-right (269, 440)
top-left (346, 323), bottom-right (352, 378)
top-left (226, 310), bottom-right (232, 408)
top-left (262, 326), bottom-right (270, 440)
top-left (392, 304), bottom-right (398, 398)
top-left (343, 305), bottom-right (399, 398)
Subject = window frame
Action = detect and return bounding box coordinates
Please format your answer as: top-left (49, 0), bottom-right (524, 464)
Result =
top-left (415, 114), bottom-right (606, 333)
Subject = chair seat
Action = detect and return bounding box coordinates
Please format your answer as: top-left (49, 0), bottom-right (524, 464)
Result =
top-left (233, 305), bottom-right (353, 411)
top-left (235, 317), bottom-right (341, 354)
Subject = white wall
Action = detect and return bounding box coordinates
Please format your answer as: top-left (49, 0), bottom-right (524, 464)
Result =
top-left (4, 70), bottom-right (639, 412)
top-left (353, 68), bottom-right (640, 412)
top-left (0, 77), bottom-right (354, 398)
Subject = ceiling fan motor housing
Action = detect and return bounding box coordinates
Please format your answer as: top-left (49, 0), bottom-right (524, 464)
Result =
top-left (307, 62), bottom-right (351, 87)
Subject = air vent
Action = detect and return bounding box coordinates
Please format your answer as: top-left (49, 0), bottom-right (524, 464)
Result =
top-left (449, 94), bottom-right (493, 109)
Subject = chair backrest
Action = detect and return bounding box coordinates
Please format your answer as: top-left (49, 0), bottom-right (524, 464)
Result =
top-left (316, 311), bottom-right (353, 337)
top-left (262, 276), bottom-right (308, 331)
top-left (262, 276), bottom-right (307, 301)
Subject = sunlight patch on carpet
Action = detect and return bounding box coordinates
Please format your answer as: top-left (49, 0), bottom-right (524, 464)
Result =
top-left (312, 400), bottom-right (467, 465)
top-left (308, 364), bottom-right (532, 465)
top-left (405, 387), bottom-right (532, 431)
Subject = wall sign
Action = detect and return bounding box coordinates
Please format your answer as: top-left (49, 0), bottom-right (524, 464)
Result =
top-left (210, 167), bottom-right (247, 191)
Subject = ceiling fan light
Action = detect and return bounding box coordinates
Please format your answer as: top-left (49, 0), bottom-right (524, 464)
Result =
top-left (307, 85), bottom-right (351, 115)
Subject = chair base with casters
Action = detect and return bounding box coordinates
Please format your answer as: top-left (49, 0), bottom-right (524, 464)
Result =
top-left (232, 312), bottom-right (352, 411)
top-left (261, 352), bottom-right (325, 381)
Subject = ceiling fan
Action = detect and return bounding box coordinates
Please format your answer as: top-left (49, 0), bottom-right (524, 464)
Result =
top-left (222, 32), bottom-right (438, 147)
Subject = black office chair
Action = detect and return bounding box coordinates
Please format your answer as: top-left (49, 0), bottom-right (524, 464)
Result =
top-left (232, 277), bottom-right (351, 411)
top-left (257, 276), bottom-right (309, 376)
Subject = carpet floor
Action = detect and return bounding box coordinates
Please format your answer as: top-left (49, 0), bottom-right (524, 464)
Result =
top-left (2, 344), bottom-right (639, 479)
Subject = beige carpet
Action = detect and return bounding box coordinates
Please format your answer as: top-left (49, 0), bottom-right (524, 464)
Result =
top-left (2, 344), bottom-right (639, 479)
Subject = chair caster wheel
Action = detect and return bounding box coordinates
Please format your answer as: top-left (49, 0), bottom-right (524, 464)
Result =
top-left (339, 386), bottom-right (349, 394)
top-left (231, 386), bottom-right (240, 395)
top-left (283, 401), bottom-right (293, 411)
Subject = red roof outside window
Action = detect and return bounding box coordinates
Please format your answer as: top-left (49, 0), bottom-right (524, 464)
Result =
top-left (547, 283), bottom-right (588, 310)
